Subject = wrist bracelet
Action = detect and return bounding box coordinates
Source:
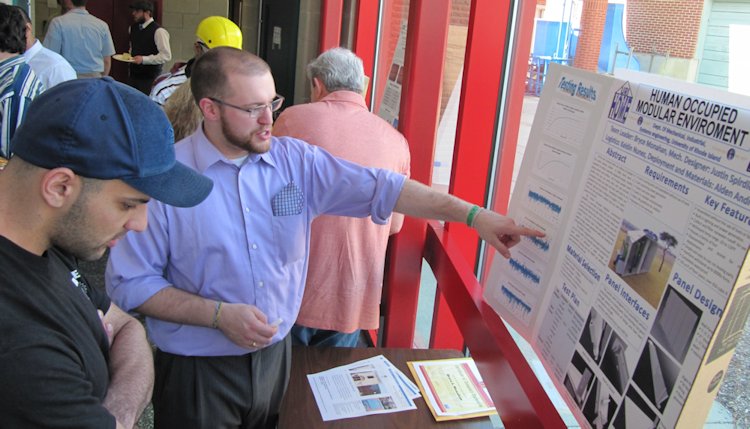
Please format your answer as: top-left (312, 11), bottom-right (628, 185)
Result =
top-left (211, 301), bottom-right (223, 329)
top-left (466, 205), bottom-right (481, 228)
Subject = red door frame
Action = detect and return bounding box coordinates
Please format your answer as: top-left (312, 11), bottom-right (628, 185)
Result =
top-left (483, 0), bottom-right (540, 278)
top-left (430, 0), bottom-right (518, 351)
top-left (352, 0), bottom-right (379, 108)
top-left (319, 0), bottom-right (343, 51)
top-left (380, 0), bottom-right (451, 348)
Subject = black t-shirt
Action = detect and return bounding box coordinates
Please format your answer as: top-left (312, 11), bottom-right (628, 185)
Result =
top-left (0, 236), bottom-right (115, 428)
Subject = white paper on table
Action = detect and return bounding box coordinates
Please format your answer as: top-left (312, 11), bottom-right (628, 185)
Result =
top-left (307, 355), bottom-right (418, 421)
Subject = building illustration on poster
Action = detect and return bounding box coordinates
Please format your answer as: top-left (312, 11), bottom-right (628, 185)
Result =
top-left (483, 64), bottom-right (750, 428)
top-left (613, 228), bottom-right (659, 277)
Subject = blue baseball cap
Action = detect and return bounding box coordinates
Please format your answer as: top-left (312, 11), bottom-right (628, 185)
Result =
top-left (12, 77), bottom-right (212, 207)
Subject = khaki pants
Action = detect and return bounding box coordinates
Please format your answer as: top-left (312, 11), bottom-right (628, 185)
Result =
top-left (77, 72), bottom-right (103, 78)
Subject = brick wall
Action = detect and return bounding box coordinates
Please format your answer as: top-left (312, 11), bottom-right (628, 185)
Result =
top-left (573, 0), bottom-right (608, 71)
top-left (626, 0), bottom-right (704, 59)
top-left (450, 0), bottom-right (471, 26)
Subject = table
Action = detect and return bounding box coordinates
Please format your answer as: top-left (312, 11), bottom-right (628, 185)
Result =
top-left (279, 346), bottom-right (494, 428)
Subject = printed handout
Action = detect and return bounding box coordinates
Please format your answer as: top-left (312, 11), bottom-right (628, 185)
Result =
top-left (307, 355), bottom-right (419, 421)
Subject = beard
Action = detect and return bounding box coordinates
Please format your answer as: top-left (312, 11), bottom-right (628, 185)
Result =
top-left (219, 113), bottom-right (270, 155)
top-left (51, 191), bottom-right (108, 262)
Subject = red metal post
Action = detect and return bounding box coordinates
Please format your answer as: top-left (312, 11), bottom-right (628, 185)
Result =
top-left (431, 0), bottom-right (517, 350)
top-left (429, 293), bottom-right (463, 349)
top-left (489, 0), bottom-right (537, 224)
top-left (319, 0), bottom-right (344, 52)
top-left (447, 0), bottom-right (511, 249)
top-left (382, 0), bottom-right (451, 348)
top-left (353, 0), bottom-right (379, 108)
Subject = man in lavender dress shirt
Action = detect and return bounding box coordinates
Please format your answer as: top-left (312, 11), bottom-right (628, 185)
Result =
top-left (106, 47), bottom-right (543, 429)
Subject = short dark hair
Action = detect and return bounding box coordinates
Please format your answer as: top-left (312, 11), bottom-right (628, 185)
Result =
top-left (71, 0), bottom-right (88, 7)
top-left (0, 4), bottom-right (27, 54)
top-left (12, 5), bottom-right (31, 25)
top-left (191, 47), bottom-right (271, 104)
top-left (129, 1), bottom-right (153, 13)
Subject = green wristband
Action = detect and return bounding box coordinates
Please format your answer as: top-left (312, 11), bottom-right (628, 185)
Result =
top-left (466, 205), bottom-right (480, 227)
top-left (211, 301), bottom-right (223, 329)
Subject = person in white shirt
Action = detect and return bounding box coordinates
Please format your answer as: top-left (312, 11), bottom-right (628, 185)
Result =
top-left (16, 6), bottom-right (75, 90)
top-left (127, 0), bottom-right (171, 94)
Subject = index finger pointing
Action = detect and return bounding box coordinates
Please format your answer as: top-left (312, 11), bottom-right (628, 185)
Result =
top-left (519, 226), bottom-right (545, 238)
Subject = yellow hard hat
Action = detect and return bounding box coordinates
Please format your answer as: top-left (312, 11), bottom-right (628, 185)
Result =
top-left (196, 16), bottom-right (243, 49)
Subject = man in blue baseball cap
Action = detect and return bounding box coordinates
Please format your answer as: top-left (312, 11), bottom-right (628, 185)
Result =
top-left (0, 77), bottom-right (212, 428)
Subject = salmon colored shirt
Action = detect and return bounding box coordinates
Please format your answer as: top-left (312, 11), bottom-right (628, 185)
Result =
top-left (273, 91), bottom-right (410, 332)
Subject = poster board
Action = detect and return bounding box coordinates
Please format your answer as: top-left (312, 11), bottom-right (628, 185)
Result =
top-left (377, 22), bottom-right (407, 128)
top-left (484, 63), bottom-right (750, 428)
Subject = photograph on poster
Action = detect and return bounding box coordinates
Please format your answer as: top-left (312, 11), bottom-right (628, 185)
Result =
top-left (612, 386), bottom-right (660, 429)
top-left (563, 351), bottom-right (596, 407)
top-left (388, 63), bottom-right (399, 82)
top-left (599, 330), bottom-right (629, 395)
top-left (707, 282), bottom-right (750, 364)
top-left (651, 286), bottom-right (701, 364)
top-left (582, 377), bottom-right (617, 429)
top-left (579, 308), bottom-right (613, 364)
top-left (608, 218), bottom-right (678, 309)
top-left (632, 338), bottom-right (680, 412)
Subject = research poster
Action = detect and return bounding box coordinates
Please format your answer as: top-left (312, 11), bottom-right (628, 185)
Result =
top-left (484, 63), bottom-right (750, 428)
top-left (377, 22), bottom-right (407, 128)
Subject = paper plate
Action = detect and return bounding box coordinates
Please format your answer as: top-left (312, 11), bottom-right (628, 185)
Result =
top-left (113, 54), bottom-right (135, 63)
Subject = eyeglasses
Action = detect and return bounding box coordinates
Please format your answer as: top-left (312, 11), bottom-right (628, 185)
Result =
top-left (209, 96), bottom-right (285, 118)
top-left (195, 40), bottom-right (209, 52)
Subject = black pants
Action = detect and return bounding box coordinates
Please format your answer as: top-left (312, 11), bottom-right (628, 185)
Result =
top-left (153, 335), bottom-right (292, 429)
top-left (128, 75), bottom-right (157, 95)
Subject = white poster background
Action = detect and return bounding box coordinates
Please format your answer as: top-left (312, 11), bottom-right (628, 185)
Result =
top-left (484, 64), bottom-right (750, 429)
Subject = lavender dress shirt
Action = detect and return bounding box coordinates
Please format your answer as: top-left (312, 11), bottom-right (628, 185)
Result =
top-left (106, 125), bottom-right (406, 356)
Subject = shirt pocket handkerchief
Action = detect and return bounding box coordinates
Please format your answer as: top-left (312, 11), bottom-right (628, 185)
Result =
top-left (271, 182), bottom-right (304, 216)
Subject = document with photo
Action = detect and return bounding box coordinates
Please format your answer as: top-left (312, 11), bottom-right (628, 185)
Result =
top-left (307, 355), bottom-right (418, 421)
